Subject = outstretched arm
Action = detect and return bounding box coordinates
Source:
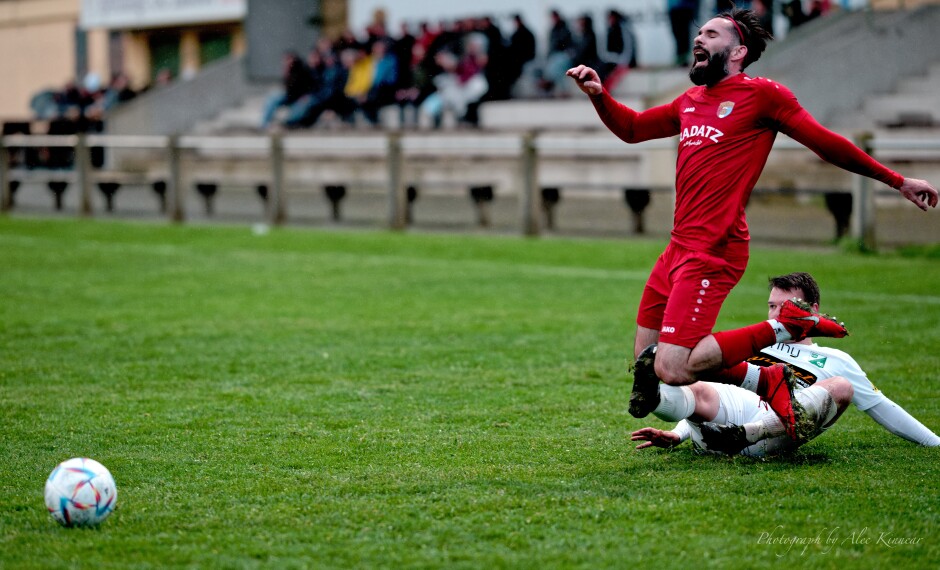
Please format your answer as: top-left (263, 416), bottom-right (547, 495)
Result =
top-left (783, 113), bottom-right (938, 211)
top-left (864, 397), bottom-right (940, 446)
top-left (567, 65), bottom-right (680, 144)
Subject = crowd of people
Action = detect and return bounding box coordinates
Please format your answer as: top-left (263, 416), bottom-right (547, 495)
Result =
top-left (29, 70), bottom-right (171, 125)
top-left (261, 2), bottom-right (838, 131)
top-left (260, 9), bottom-right (640, 131)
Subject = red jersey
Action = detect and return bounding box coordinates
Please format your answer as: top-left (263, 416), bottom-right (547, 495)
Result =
top-left (590, 73), bottom-right (903, 255)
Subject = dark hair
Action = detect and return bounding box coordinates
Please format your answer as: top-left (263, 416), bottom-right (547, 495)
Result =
top-left (768, 272), bottom-right (821, 306)
top-left (721, 7), bottom-right (774, 69)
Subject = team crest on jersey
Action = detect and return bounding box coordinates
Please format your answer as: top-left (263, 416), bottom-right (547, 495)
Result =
top-left (717, 101), bottom-right (735, 118)
top-left (809, 354), bottom-right (827, 368)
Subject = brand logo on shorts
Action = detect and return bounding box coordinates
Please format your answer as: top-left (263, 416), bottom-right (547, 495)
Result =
top-left (661, 326), bottom-right (676, 334)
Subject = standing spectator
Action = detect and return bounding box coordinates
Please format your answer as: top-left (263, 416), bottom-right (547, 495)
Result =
top-left (599, 9), bottom-right (637, 91)
top-left (783, 0), bottom-right (808, 29)
top-left (752, 0), bottom-right (775, 36)
top-left (479, 16), bottom-right (510, 101)
top-left (505, 13), bottom-right (536, 96)
top-left (571, 14), bottom-right (601, 71)
top-left (539, 9), bottom-right (574, 95)
top-left (392, 22), bottom-right (416, 94)
top-left (668, 0), bottom-right (700, 66)
top-left (260, 51), bottom-right (313, 130)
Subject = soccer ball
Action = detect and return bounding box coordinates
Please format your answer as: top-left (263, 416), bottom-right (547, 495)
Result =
top-left (44, 458), bottom-right (117, 527)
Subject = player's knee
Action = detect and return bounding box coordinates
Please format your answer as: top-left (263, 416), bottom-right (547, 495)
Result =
top-left (654, 359), bottom-right (694, 386)
top-left (821, 377), bottom-right (854, 409)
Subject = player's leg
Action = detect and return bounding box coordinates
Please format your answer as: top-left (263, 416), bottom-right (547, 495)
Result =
top-left (651, 247), bottom-right (749, 385)
top-left (633, 377), bottom-right (722, 422)
top-left (634, 325), bottom-right (659, 360)
top-left (701, 377), bottom-right (854, 454)
top-left (657, 304), bottom-right (848, 386)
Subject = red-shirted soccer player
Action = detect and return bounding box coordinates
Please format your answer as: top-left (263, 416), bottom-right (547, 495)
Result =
top-left (567, 8), bottom-right (938, 436)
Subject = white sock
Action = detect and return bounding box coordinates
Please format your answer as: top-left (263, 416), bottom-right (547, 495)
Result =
top-left (767, 319), bottom-right (793, 343)
top-left (740, 364), bottom-right (761, 393)
top-left (653, 385), bottom-right (696, 422)
top-left (744, 414), bottom-right (786, 443)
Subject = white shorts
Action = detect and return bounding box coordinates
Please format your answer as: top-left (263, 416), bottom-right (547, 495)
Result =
top-left (688, 383), bottom-right (835, 458)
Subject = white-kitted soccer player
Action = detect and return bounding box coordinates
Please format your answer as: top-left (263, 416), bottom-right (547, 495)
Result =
top-left (630, 272), bottom-right (940, 456)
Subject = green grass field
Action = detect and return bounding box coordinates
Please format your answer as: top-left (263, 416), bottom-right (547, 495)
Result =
top-left (1, 217), bottom-right (938, 569)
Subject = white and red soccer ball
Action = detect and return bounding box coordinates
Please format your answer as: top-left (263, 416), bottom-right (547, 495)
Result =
top-left (44, 458), bottom-right (117, 527)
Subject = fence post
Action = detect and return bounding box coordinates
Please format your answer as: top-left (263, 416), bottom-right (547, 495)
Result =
top-left (850, 133), bottom-right (876, 251)
top-left (387, 131), bottom-right (407, 230)
top-left (0, 138), bottom-right (9, 213)
top-left (519, 131), bottom-right (540, 237)
top-left (76, 134), bottom-right (93, 217)
top-left (166, 135), bottom-right (185, 222)
top-left (269, 132), bottom-right (286, 225)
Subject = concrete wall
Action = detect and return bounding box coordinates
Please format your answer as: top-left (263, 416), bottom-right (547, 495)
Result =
top-left (106, 56), bottom-right (265, 136)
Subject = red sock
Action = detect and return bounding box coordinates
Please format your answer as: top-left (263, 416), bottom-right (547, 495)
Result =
top-left (712, 322), bottom-right (777, 368)
top-left (709, 362), bottom-right (749, 386)
top-left (756, 366), bottom-right (772, 396)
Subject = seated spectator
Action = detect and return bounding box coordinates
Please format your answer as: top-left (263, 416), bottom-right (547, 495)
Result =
top-left (394, 34), bottom-right (438, 128)
top-left (290, 47), bottom-right (357, 128)
top-left (260, 51), bottom-right (313, 130)
top-left (418, 36), bottom-right (488, 128)
top-left (54, 78), bottom-right (94, 119)
top-left (86, 72), bottom-right (137, 120)
top-left (361, 39), bottom-right (399, 125)
top-left (281, 47), bottom-right (327, 127)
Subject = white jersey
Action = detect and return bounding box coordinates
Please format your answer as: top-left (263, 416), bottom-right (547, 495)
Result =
top-left (749, 342), bottom-right (884, 411)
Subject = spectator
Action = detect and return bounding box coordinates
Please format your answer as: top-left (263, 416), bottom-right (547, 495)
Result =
top-left (260, 51), bottom-right (313, 130)
top-left (668, 0), bottom-right (700, 66)
top-left (783, 0), bottom-right (808, 29)
top-left (395, 30), bottom-right (439, 128)
top-left (505, 13), bottom-right (536, 96)
top-left (343, 43), bottom-right (376, 113)
top-left (571, 13), bottom-right (601, 71)
top-left (281, 47), bottom-right (327, 128)
top-left (392, 22), bottom-right (416, 93)
top-left (599, 9), bottom-right (637, 91)
top-left (291, 47), bottom-right (355, 128)
top-left (752, 0), bottom-right (775, 35)
top-left (361, 40), bottom-right (399, 125)
top-left (86, 72), bottom-right (136, 120)
top-left (479, 16), bottom-right (510, 102)
top-left (415, 21), bottom-right (440, 60)
top-left (539, 9), bottom-right (574, 95)
top-left (419, 36), bottom-right (488, 128)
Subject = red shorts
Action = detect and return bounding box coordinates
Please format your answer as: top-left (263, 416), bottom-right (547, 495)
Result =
top-left (636, 241), bottom-right (748, 348)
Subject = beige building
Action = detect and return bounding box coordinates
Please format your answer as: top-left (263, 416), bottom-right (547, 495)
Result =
top-left (0, 0), bottom-right (347, 121)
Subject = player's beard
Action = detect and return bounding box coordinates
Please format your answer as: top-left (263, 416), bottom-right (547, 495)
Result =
top-left (689, 46), bottom-right (731, 87)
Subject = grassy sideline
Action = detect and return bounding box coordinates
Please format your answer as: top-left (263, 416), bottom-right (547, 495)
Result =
top-left (1, 217), bottom-right (938, 568)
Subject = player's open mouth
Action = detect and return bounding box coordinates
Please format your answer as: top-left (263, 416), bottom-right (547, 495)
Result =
top-left (693, 49), bottom-right (709, 64)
